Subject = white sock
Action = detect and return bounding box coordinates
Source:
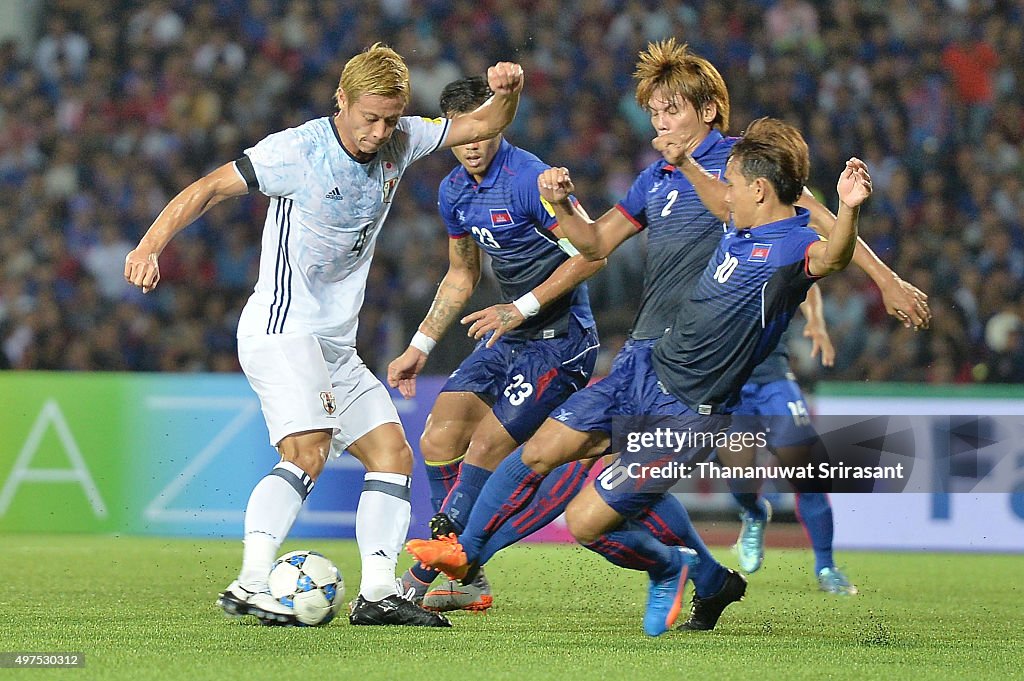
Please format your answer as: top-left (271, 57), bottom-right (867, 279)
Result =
top-left (356, 472), bottom-right (412, 601)
top-left (238, 461), bottom-right (314, 592)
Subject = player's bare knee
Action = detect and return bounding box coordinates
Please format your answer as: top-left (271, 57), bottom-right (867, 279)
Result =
top-left (520, 440), bottom-right (558, 475)
top-left (565, 499), bottom-right (601, 545)
top-left (420, 424), bottom-right (464, 464)
top-left (276, 431), bottom-right (332, 480)
top-left (279, 444), bottom-right (329, 480)
top-left (464, 436), bottom-right (515, 471)
top-left (365, 441), bottom-right (414, 475)
top-left (419, 429), bottom-right (442, 462)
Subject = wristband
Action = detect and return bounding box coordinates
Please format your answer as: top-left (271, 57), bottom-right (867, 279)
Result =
top-left (512, 292), bottom-right (541, 318)
top-left (410, 331), bottom-right (436, 355)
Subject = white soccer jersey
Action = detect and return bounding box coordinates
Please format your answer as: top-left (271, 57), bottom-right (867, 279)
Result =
top-left (235, 115), bottom-right (451, 344)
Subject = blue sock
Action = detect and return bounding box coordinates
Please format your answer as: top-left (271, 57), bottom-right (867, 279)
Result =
top-left (731, 490), bottom-right (769, 521)
top-left (796, 493), bottom-right (834, 573)
top-left (458, 451), bottom-right (545, 564)
top-left (414, 457), bottom-right (463, 587)
top-left (441, 463), bottom-right (492, 533)
top-left (727, 469), bottom-right (768, 519)
top-left (477, 460), bottom-right (589, 564)
top-left (424, 457), bottom-right (463, 512)
top-left (634, 494), bottom-right (727, 597)
top-left (408, 562), bottom-right (438, 588)
top-left (584, 527), bottom-right (680, 580)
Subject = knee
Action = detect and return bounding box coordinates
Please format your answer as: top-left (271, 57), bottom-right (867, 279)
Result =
top-left (463, 433), bottom-right (515, 470)
top-left (520, 440), bottom-right (558, 475)
top-left (364, 440), bottom-right (414, 475)
top-left (279, 438), bottom-right (331, 480)
top-left (565, 496), bottom-right (602, 545)
top-left (419, 422), bottom-right (462, 464)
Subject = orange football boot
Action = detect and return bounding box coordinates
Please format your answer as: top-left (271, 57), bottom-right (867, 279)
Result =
top-left (405, 533), bottom-right (470, 581)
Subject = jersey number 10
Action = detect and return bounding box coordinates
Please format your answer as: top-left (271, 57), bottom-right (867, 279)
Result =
top-left (714, 254), bottom-right (739, 283)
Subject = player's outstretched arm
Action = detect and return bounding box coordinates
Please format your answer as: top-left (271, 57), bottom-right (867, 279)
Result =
top-left (462, 234), bottom-right (605, 348)
top-left (442, 62), bottom-right (524, 148)
top-left (797, 187), bottom-right (930, 329)
top-left (807, 158), bottom-right (871, 277)
top-left (800, 284), bottom-right (835, 367)
top-left (124, 162), bottom-right (248, 293)
top-left (537, 167), bottom-right (637, 260)
top-left (387, 236), bottom-right (482, 399)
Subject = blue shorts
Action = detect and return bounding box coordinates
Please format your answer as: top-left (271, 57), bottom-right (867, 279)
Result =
top-left (550, 338), bottom-right (657, 436)
top-left (594, 348), bottom-right (730, 517)
top-left (732, 378), bottom-right (818, 448)
top-left (442, 317), bottom-right (599, 444)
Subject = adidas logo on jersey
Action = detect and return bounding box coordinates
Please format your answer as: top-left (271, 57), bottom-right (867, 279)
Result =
top-left (325, 187), bottom-right (343, 200)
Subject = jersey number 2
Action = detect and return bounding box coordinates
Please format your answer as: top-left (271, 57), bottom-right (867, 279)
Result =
top-left (660, 189), bottom-right (679, 217)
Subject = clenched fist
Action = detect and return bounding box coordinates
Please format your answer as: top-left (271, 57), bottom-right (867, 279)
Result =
top-left (537, 167), bottom-right (575, 205)
top-left (124, 248), bottom-right (161, 293)
top-left (487, 62), bottom-right (524, 96)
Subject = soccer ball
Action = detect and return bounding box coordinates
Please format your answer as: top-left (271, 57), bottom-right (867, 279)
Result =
top-left (268, 550), bottom-right (344, 626)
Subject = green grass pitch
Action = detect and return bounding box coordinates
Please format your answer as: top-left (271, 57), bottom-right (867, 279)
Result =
top-left (1, 535), bottom-right (1020, 680)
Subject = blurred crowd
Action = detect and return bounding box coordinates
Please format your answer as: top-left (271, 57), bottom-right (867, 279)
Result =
top-left (1, 0), bottom-right (1023, 386)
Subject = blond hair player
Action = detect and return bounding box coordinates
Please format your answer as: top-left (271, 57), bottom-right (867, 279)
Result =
top-left (125, 44), bottom-right (523, 627)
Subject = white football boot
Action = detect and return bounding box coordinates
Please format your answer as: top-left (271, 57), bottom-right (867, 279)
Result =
top-left (217, 580), bottom-right (299, 625)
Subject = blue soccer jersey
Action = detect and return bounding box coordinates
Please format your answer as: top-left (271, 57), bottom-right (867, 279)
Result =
top-left (438, 139), bottom-right (594, 339)
top-left (653, 208), bottom-right (822, 413)
top-left (616, 129), bottom-right (737, 339)
top-left (547, 129), bottom-right (735, 439)
top-left (747, 336), bottom-right (794, 385)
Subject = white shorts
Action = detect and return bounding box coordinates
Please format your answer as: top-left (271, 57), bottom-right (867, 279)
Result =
top-left (237, 334), bottom-right (401, 456)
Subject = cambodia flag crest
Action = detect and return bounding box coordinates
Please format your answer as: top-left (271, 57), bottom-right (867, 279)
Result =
top-left (749, 243), bottom-right (772, 262)
top-left (489, 208), bottom-right (513, 227)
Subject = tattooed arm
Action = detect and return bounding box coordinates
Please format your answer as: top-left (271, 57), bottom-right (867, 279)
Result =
top-left (387, 235), bottom-right (481, 398)
top-left (462, 224), bottom-right (605, 348)
top-left (421, 235), bottom-right (482, 339)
